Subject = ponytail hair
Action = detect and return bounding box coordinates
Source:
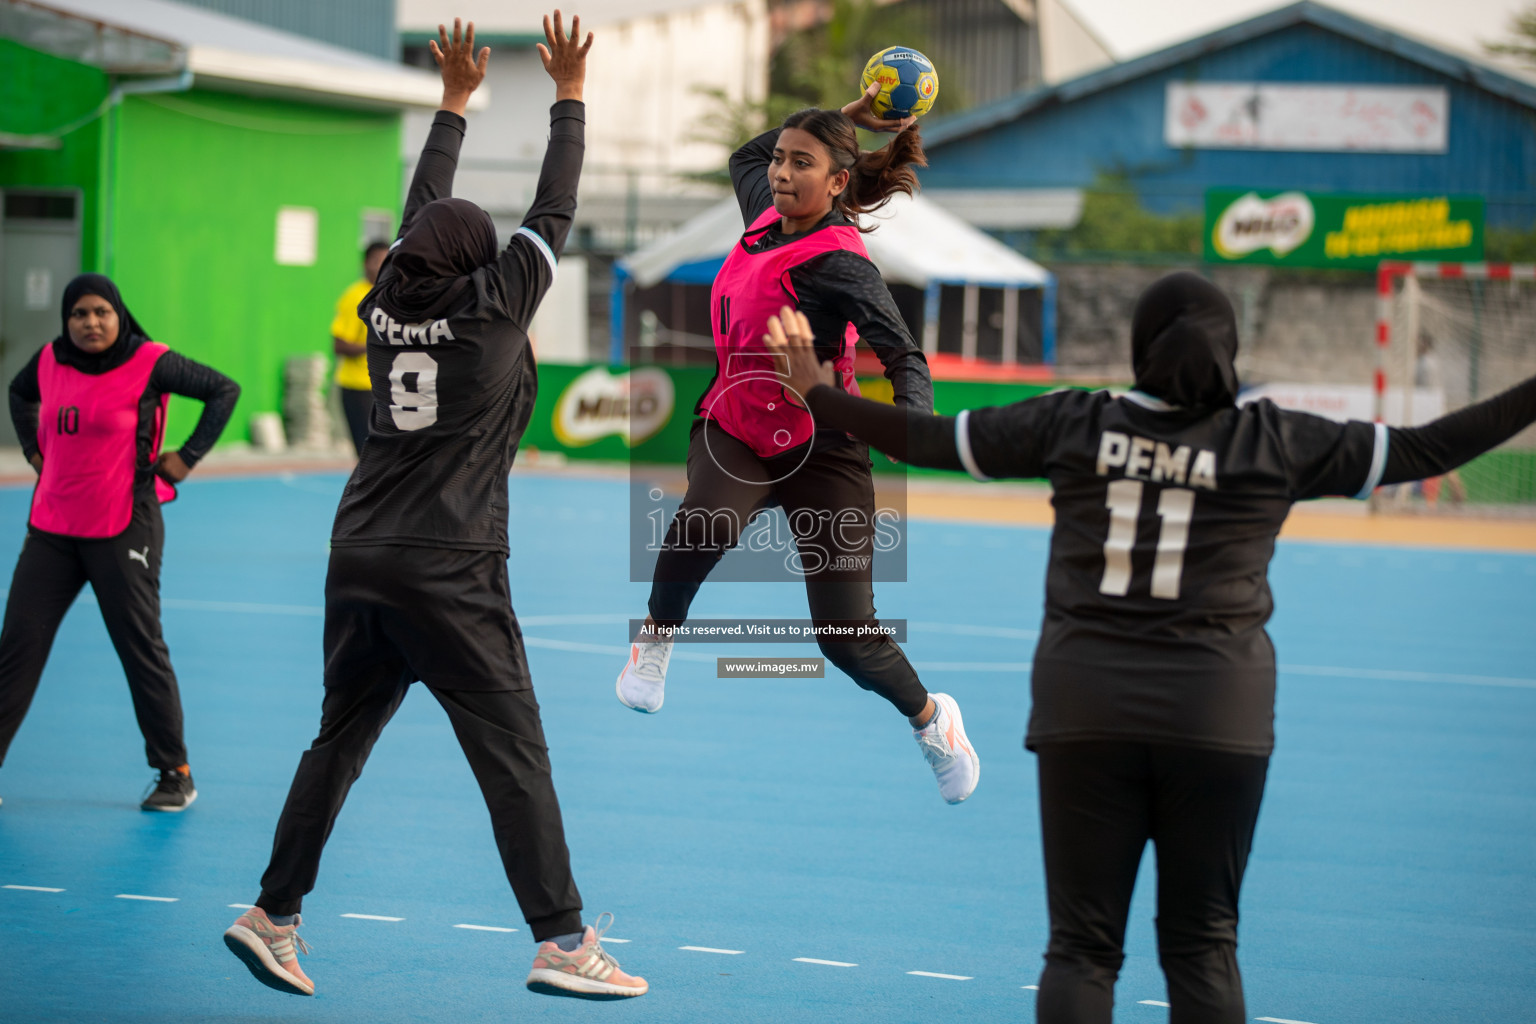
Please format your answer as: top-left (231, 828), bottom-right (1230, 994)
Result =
top-left (780, 108), bottom-right (927, 230)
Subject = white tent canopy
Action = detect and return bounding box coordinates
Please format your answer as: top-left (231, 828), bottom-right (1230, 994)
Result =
top-left (619, 192), bottom-right (1052, 290)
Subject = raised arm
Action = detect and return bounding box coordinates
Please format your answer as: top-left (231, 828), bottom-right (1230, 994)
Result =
top-left (729, 129), bottom-right (779, 227)
top-left (399, 19), bottom-right (490, 234)
top-left (1379, 374), bottom-right (1536, 484)
top-left (490, 11), bottom-right (591, 327)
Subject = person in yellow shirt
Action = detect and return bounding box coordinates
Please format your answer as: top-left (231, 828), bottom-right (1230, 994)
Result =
top-left (333, 242), bottom-right (389, 454)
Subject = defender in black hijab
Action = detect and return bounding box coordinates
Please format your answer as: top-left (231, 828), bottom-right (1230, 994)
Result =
top-left (762, 271), bottom-right (1536, 1023)
top-left (226, 15), bottom-right (648, 1003)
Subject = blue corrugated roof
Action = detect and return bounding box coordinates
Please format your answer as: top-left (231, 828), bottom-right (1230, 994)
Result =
top-left (924, 1), bottom-right (1536, 149)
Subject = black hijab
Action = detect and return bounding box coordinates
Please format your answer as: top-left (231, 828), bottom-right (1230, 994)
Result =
top-left (372, 198), bottom-right (498, 322)
top-left (54, 273), bottom-right (152, 375)
top-left (1129, 272), bottom-right (1240, 409)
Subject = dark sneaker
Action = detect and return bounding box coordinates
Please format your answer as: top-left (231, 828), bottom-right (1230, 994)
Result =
top-left (140, 767), bottom-right (197, 812)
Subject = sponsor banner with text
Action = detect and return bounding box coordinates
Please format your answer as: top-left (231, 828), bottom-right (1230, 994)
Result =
top-left (522, 363), bottom-right (1059, 466)
top-left (1204, 189), bottom-right (1483, 268)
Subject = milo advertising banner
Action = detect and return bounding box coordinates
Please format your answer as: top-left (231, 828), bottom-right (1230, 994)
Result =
top-left (1204, 189), bottom-right (1483, 268)
top-left (520, 363), bottom-right (1058, 467)
top-left (520, 363), bottom-right (708, 464)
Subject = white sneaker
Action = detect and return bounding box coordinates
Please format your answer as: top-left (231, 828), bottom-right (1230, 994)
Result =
top-left (616, 639), bottom-right (673, 713)
top-left (914, 693), bottom-right (980, 804)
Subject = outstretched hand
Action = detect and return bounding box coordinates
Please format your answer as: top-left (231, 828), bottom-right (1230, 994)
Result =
top-left (764, 306), bottom-right (835, 407)
top-left (429, 18), bottom-right (489, 115)
top-left (538, 10), bottom-right (593, 102)
top-left (841, 82), bottom-right (916, 134)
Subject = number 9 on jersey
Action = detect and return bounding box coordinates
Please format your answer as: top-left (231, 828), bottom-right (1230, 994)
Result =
top-left (389, 351), bottom-right (439, 430)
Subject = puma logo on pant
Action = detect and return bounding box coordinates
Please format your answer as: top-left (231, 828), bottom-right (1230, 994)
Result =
top-left (128, 546), bottom-right (150, 569)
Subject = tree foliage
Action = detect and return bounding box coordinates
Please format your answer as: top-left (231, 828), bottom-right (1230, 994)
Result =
top-left (688, 0), bottom-right (933, 168)
top-left (1033, 175), bottom-right (1203, 258)
top-left (1483, 3), bottom-right (1536, 64)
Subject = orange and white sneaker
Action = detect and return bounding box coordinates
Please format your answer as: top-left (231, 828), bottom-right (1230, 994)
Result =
top-left (223, 906), bottom-right (314, 996)
top-left (914, 692), bottom-right (980, 804)
top-left (616, 639), bottom-right (672, 713)
top-left (526, 913), bottom-right (647, 999)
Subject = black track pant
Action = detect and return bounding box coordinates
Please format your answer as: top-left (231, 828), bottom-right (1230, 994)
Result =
top-left (648, 419), bottom-right (927, 718)
top-left (1034, 741), bottom-right (1269, 1024)
top-left (257, 545), bottom-right (583, 941)
top-left (340, 387), bottom-right (371, 456)
top-left (0, 500), bottom-right (186, 771)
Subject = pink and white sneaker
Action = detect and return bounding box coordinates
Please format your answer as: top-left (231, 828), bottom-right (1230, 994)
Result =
top-left (223, 905), bottom-right (314, 996)
top-left (526, 913), bottom-right (648, 999)
top-left (914, 692), bottom-right (980, 804)
top-left (616, 639), bottom-right (672, 713)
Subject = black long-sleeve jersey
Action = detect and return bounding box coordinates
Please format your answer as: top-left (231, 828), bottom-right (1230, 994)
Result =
top-left (9, 342), bottom-right (239, 499)
top-left (726, 128), bottom-right (933, 416)
top-left (330, 104), bottom-right (583, 554)
top-left (805, 377), bottom-right (1536, 755)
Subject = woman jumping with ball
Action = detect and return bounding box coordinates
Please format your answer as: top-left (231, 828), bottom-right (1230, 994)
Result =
top-left (616, 84), bottom-right (980, 805)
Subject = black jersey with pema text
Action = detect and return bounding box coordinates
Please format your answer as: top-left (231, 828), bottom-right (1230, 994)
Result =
top-left (962, 387), bottom-right (1383, 756)
top-left (331, 105), bottom-right (583, 555)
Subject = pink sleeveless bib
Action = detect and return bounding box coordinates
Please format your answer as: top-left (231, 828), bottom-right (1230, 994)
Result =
top-left (699, 207), bottom-right (865, 458)
top-left (31, 341), bottom-right (175, 538)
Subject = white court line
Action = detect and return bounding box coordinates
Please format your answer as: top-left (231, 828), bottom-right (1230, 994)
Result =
top-left (907, 970), bottom-right (972, 980)
top-left (679, 946), bottom-right (744, 955)
top-left (115, 894), bottom-right (177, 902)
top-left (521, 614), bottom-right (1041, 642)
top-left (129, 598), bottom-right (1536, 693)
top-left (1255, 1018), bottom-right (1319, 1024)
top-left (453, 924), bottom-right (517, 933)
top-left (1139, 1000), bottom-right (1171, 1007)
top-left (228, 903), bottom-right (255, 909)
top-left (341, 913), bottom-right (403, 922)
top-left (602, 938), bottom-right (631, 943)
top-left (1280, 663), bottom-right (1536, 689)
top-left (793, 958), bottom-right (857, 967)
top-left (1021, 985), bottom-right (1039, 990)
top-left (4, 885), bottom-right (64, 892)
top-left (522, 637), bottom-right (715, 663)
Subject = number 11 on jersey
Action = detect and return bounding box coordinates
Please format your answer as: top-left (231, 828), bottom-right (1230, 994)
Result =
top-left (1099, 480), bottom-right (1195, 600)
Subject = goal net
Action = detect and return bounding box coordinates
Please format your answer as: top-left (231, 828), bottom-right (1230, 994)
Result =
top-left (1376, 262), bottom-right (1536, 513)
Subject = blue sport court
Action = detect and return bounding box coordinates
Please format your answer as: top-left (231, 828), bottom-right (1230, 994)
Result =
top-left (0, 470), bottom-right (1532, 1023)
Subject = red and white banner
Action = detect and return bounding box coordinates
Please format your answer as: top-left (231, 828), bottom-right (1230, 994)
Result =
top-left (1166, 83), bottom-right (1448, 152)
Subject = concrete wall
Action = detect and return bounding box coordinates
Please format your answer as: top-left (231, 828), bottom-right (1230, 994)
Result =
top-left (1051, 264), bottom-right (1536, 409)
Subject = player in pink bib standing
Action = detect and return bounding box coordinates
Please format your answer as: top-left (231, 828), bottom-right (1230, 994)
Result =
top-left (616, 86), bottom-right (981, 804)
top-left (0, 273), bottom-right (239, 811)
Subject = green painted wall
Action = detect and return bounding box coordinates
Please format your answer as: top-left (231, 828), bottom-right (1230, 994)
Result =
top-left (1, 43), bottom-right (404, 446)
top-left (0, 40), bottom-right (109, 269)
top-left (107, 90), bottom-right (401, 442)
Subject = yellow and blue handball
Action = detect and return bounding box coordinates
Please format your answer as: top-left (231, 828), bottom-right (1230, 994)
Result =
top-left (860, 46), bottom-right (939, 120)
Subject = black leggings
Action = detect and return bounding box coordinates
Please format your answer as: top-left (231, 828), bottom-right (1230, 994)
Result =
top-left (258, 545), bottom-right (583, 941)
top-left (0, 500), bottom-right (186, 771)
top-left (648, 419), bottom-right (927, 718)
top-left (1034, 741), bottom-right (1269, 1024)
